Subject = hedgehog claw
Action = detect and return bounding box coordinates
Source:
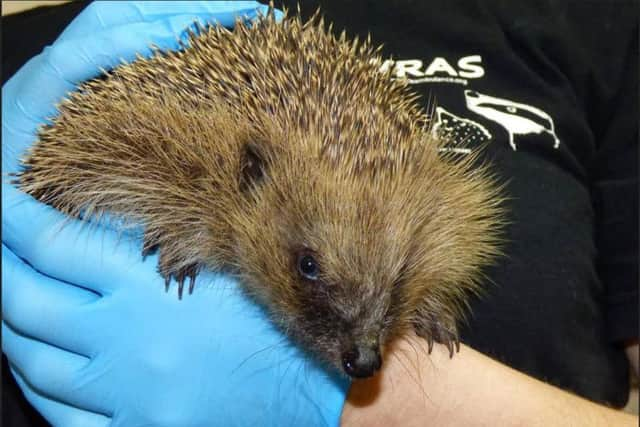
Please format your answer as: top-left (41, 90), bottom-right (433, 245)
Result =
top-left (178, 279), bottom-right (185, 300)
top-left (161, 263), bottom-right (200, 299)
top-left (188, 273), bottom-right (196, 295)
top-left (414, 316), bottom-right (460, 357)
top-left (446, 340), bottom-right (454, 358)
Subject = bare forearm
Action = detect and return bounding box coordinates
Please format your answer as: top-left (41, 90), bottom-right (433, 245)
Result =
top-left (341, 335), bottom-right (637, 427)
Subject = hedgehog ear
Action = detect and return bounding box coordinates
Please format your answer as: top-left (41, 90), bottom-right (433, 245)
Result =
top-left (239, 143), bottom-right (266, 193)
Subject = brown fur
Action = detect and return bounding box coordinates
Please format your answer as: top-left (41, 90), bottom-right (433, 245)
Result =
top-left (16, 9), bottom-right (505, 374)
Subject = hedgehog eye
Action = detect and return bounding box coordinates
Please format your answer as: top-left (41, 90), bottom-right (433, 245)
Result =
top-left (239, 144), bottom-right (264, 193)
top-left (297, 251), bottom-right (320, 281)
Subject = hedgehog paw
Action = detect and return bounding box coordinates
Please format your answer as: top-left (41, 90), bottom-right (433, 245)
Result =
top-left (160, 263), bottom-right (200, 300)
top-left (414, 317), bottom-right (460, 358)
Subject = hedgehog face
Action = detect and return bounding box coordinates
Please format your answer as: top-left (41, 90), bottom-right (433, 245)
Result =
top-left (281, 238), bottom-right (407, 379)
top-left (238, 208), bottom-right (411, 378)
top-left (230, 145), bottom-right (420, 378)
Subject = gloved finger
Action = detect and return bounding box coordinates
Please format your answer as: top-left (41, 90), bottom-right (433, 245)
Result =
top-left (57, 1), bottom-right (275, 41)
top-left (1, 190), bottom-right (156, 296)
top-left (3, 12), bottom-right (216, 136)
top-left (1, 184), bottom-right (81, 266)
top-left (2, 323), bottom-right (110, 416)
top-left (2, 244), bottom-right (100, 356)
top-left (9, 365), bottom-right (111, 427)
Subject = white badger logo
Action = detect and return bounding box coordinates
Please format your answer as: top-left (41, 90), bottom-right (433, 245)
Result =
top-left (464, 90), bottom-right (560, 151)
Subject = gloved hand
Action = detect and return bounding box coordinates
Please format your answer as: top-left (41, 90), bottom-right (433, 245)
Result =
top-left (2, 2), bottom-right (349, 426)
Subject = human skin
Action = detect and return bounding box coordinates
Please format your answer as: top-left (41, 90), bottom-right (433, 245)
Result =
top-left (341, 336), bottom-right (638, 427)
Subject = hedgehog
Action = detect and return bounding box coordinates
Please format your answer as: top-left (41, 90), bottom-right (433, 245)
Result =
top-left (16, 8), bottom-right (504, 379)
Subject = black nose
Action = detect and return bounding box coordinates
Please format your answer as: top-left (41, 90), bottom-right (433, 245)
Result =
top-left (342, 346), bottom-right (382, 378)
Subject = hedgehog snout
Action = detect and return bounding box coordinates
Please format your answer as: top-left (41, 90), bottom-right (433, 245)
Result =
top-left (341, 337), bottom-right (382, 378)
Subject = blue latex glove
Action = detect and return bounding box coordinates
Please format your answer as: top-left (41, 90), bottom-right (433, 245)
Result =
top-left (2, 2), bottom-right (349, 426)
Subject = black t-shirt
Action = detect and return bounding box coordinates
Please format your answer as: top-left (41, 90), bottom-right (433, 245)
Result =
top-left (2, 1), bottom-right (638, 425)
